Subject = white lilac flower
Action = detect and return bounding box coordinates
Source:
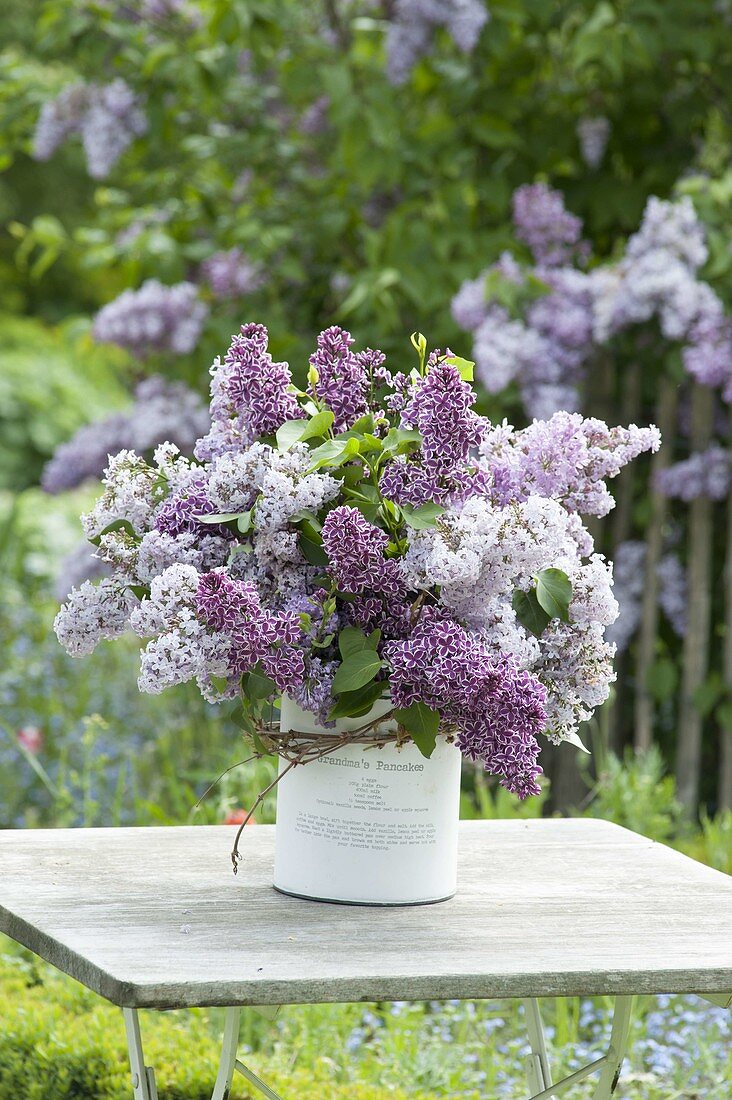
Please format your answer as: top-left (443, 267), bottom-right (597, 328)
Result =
top-left (577, 116), bottom-right (611, 169)
top-left (54, 579), bottom-right (135, 657)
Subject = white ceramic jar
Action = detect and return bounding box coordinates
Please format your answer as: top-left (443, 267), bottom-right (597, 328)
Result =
top-left (273, 696), bottom-right (462, 905)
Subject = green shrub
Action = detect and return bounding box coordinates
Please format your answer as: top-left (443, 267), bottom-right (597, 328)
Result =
top-left (0, 314), bottom-right (128, 491)
top-left (0, 954), bottom-right (439, 1100)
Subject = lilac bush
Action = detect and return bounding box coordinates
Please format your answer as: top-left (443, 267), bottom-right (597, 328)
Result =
top-left (452, 187), bottom-right (732, 418)
top-left (55, 323), bottom-right (659, 797)
top-left (386, 0), bottom-right (490, 85)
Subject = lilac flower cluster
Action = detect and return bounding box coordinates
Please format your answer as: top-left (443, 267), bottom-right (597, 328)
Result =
top-left (386, 612), bottom-right (547, 797)
top-left (309, 326), bottom-right (369, 432)
top-left (655, 445), bottom-right (732, 501)
top-left (577, 116), bottom-right (611, 169)
top-left (196, 571), bottom-right (304, 690)
top-left (380, 357), bottom-right (486, 506)
top-left (42, 376), bottom-right (209, 493)
top-left (386, 0), bottom-right (490, 85)
top-left (33, 79), bottom-right (147, 179)
top-left (56, 321), bottom-right (656, 798)
top-left (453, 189), bottom-right (732, 417)
top-left (321, 506), bottom-right (404, 598)
top-left (92, 280), bottom-right (208, 357)
top-left (200, 248), bottom-right (265, 300)
top-left (478, 413), bottom-right (661, 516)
top-left (512, 183), bottom-right (588, 268)
top-left (196, 323), bottom-right (302, 459)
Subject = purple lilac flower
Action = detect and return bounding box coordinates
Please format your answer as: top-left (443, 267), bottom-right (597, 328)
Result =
top-left (92, 280), bottom-right (208, 357)
top-left (196, 570), bottom-right (304, 690)
top-left (385, 610), bottom-right (547, 798)
top-left (289, 656), bottom-right (338, 726)
top-left (196, 323), bottom-right (303, 459)
top-left (200, 248), bottom-right (265, 300)
top-left (386, 0), bottom-right (490, 86)
top-left (42, 377), bottom-right (209, 494)
top-left (655, 445), bottom-right (732, 501)
top-left (512, 183), bottom-right (587, 268)
top-left (309, 326), bottom-right (370, 432)
top-left (683, 311), bottom-right (732, 398)
top-left (299, 96), bottom-right (331, 135)
top-left (34, 80), bottom-right (146, 179)
top-left (154, 478), bottom-right (232, 539)
top-left (321, 506), bottom-right (404, 597)
top-left (380, 357), bottom-right (486, 506)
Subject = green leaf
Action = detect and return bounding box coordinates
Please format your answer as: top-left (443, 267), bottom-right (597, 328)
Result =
top-left (332, 650), bottom-right (384, 693)
top-left (401, 502), bottom-right (446, 530)
top-left (382, 427), bottom-right (422, 455)
top-left (276, 409), bottom-right (334, 452)
top-left (535, 568), bottom-right (572, 623)
top-left (393, 701), bottom-right (439, 759)
top-left (209, 674), bottom-right (230, 694)
top-left (128, 584), bottom-right (149, 601)
top-left (88, 518), bottom-right (136, 546)
top-left (276, 418), bottom-right (309, 452)
top-left (237, 510), bottom-right (253, 535)
top-left (646, 658), bottom-right (679, 703)
top-left (716, 699), bottom-right (732, 732)
top-left (243, 665), bottom-right (277, 702)
top-left (328, 680), bottom-right (385, 720)
top-left (338, 626), bottom-right (381, 661)
top-left (306, 436), bottom-right (360, 473)
top-left (563, 730), bottom-right (591, 754)
top-left (195, 512), bottom-right (241, 524)
top-left (444, 355), bottom-right (475, 381)
top-left (512, 587), bottom-right (551, 637)
top-left (299, 530), bottom-right (329, 567)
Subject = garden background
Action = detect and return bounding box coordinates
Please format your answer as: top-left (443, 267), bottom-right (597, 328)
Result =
top-left (1, 1), bottom-right (731, 1096)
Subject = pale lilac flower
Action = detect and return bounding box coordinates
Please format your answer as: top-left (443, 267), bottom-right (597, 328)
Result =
top-left (93, 281), bottom-right (208, 356)
top-left (200, 248), bottom-right (265, 300)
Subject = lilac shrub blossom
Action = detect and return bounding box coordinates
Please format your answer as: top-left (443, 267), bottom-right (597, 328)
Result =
top-left (42, 376), bottom-right (209, 493)
top-left (577, 116), bottom-right (611, 169)
top-left (200, 248), bottom-right (265, 300)
top-left (453, 189), bottom-right (732, 416)
top-left (92, 280), bottom-right (208, 357)
top-left (33, 79), bottom-right (147, 179)
top-left (56, 322), bottom-right (658, 797)
top-left (386, 0), bottom-right (490, 85)
top-left (606, 541), bottom-right (688, 652)
top-left (655, 444), bottom-right (732, 501)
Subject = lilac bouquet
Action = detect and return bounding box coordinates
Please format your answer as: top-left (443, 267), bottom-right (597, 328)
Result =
top-left (55, 322), bottom-right (659, 800)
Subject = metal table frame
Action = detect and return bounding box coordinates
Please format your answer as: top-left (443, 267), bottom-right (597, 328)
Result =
top-left (122, 995), bottom-right (636, 1100)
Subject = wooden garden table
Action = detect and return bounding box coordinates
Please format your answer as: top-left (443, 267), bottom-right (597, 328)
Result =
top-left (0, 818), bottom-right (730, 1100)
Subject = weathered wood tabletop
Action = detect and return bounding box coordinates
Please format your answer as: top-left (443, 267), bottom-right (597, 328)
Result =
top-left (0, 819), bottom-right (730, 1011)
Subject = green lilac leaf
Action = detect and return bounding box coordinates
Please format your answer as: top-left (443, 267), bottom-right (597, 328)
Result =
top-left (512, 587), bottom-right (551, 637)
top-left (393, 700), bottom-right (439, 758)
top-left (401, 502), bottom-right (446, 529)
top-left (332, 650), bottom-right (384, 693)
top-left (535, 568), bottom-right (573, 622)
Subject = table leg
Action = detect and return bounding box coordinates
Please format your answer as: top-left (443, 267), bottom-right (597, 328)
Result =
top-left (123, 1009), bottom-right (158, 1100)
top-left (122, 1005), bottom-right (286, 1100)
top-left (521, 997), bottom-right (635, 1100)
